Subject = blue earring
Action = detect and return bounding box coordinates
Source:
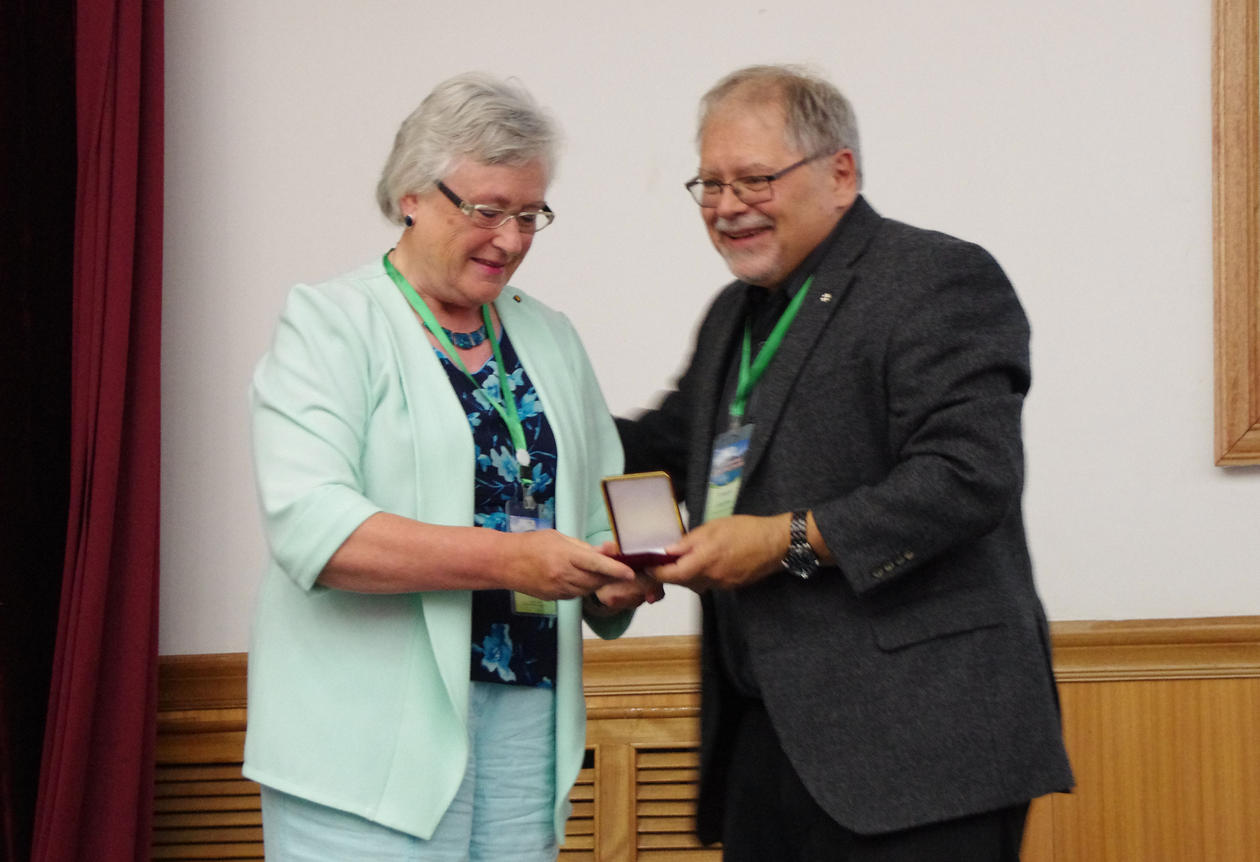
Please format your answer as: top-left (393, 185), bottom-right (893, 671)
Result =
top-left (403, 214), bottom-right (414, 228)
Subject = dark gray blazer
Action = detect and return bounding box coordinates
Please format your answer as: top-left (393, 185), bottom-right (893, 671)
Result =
top-left (620, 196), bottom-right (1073, 840)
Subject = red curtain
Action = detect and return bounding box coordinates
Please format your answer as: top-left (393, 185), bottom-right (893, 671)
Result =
top-left (30, 0), bottom-right (164, 860)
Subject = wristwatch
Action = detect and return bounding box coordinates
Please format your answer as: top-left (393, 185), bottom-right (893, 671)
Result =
top-left (782, 510), bottom-right (819, 579)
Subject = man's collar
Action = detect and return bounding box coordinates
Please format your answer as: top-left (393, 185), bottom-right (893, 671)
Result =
top-left (752, 194), bottom-right (870, 299)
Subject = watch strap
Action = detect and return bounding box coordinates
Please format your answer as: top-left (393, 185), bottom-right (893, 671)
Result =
top-left (783, 509), bottom-right (819, 579)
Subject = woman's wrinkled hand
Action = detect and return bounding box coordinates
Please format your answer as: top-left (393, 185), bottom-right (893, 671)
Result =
top-left (587, 571), bottom-right (665, 615)
top-left (579, 541), bottom-right (665, 616)
top-left (506, 530), bottom-right (636, 601)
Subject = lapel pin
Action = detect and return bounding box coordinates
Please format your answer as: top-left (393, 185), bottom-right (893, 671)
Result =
top-left (820, 292), bottom-right (832, 303)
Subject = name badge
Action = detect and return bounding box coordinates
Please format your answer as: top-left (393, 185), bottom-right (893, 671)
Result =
top-left (703, 423), bottom-right (753, 522)
top-left (506, 495), bottom-right (558, 617)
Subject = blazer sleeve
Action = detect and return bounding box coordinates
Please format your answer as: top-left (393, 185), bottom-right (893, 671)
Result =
top-left (577, 348), bottom-right (639, 642)
top-left (250, 283), bottom-right (384, 591)
top-left (815, 242), bottom-right (1032, 596)
top-left (616, 388), bottom-right (692, 501)
top-left (615, 313), bottom-right (720, 504)
top-left (563, 318), bottom-right (624, 550)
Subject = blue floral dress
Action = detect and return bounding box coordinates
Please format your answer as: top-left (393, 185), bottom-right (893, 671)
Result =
top-left (435, 330), bottom-right (560, 689)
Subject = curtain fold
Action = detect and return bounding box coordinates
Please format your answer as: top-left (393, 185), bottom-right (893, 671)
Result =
top-left (30, 1), bottom-right (164, 860)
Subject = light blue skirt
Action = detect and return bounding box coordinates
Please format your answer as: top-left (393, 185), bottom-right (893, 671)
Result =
top-left (260, 682), bottom-right (558, 861)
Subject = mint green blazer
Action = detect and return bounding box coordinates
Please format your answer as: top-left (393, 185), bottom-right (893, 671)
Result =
top-left (243, 258), bottom-right (628, 841)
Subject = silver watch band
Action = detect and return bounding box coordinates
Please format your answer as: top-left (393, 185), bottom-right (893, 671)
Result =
top-left (783, 509), bottom-right (819, 579)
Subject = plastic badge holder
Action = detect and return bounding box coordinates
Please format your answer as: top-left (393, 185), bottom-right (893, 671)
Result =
top-left (601, 471), bottom-right (684, 569)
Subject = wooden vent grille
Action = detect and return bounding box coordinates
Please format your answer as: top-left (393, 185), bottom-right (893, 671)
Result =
top-left (560, 759), bottom-right (597, 860)
top-left (636, 748), bottom-right (718, 861)
top-left (153, 763), bottom-right (264, 860)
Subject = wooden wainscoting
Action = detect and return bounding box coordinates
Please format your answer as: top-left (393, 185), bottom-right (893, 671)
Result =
top-left (154, 617), bottom-right (1260, 861)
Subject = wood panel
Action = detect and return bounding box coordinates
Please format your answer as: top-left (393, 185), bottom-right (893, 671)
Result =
top-left (154, 617), bottom-right (1260, 861)
top-left (1049, 677), bottom-right (1260, 862)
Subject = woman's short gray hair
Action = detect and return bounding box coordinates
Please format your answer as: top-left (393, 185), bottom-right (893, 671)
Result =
top-left (698, 64), bottom-right (862, 185)
top-left (375, 72), bottom-right (558, 225)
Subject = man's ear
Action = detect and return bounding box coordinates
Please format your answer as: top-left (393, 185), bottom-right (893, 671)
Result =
top-left (830, 149), bottom-right (860, 207)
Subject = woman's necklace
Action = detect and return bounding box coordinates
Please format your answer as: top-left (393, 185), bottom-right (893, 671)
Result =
top-left (441, 323), bottom-right (488, 349)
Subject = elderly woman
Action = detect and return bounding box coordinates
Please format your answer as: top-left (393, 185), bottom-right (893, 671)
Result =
top-left (244, 73), bottom-right (660, 861)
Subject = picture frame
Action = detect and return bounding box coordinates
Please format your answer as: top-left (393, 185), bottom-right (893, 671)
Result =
top-left (1213, 0), bottom-right (1260, 464)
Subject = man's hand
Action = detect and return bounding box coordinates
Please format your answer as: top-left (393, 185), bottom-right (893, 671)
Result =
top-left (648, 514), bottom-right (791, 593)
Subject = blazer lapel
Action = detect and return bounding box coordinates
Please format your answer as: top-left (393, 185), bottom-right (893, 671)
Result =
top-left (739, 271), bottom-right (847, 485)
top-left (739, 198), bottom-right (882, 486)
top-left (686, 286), bottom-right (751, 524)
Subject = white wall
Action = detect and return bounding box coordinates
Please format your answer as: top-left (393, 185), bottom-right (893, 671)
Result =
top-left (160, 0), bottom-right (1260, 656)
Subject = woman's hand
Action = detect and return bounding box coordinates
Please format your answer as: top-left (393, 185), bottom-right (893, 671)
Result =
top-left (585, 572), bottom-right (665, 616)
top-left (317, 514), bottom-right (640, 597)
top-left (505, 530), bottom-right (637, 601)
top-left (580, 541), bottom-right (665, 617)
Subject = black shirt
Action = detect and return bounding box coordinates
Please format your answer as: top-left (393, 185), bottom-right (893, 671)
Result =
top-left (709, 214), bottom-right (849, 698)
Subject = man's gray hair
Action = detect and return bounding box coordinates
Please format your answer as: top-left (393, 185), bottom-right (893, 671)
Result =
top-left (698, 65), bottom-right (862, 184)
top-left (375, 72), bottom-right (558, 225)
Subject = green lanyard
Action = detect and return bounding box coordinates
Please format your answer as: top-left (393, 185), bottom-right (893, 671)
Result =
top-left (730, 275), bottom-right (813, 426)
top-left (382, 252), bottom-right (533, 486)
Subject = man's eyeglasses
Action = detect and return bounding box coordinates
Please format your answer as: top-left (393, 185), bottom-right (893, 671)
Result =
top-left (684, 152), bottom-right (830, 207)
top-left (437, 181), bottom-right (555, 233)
